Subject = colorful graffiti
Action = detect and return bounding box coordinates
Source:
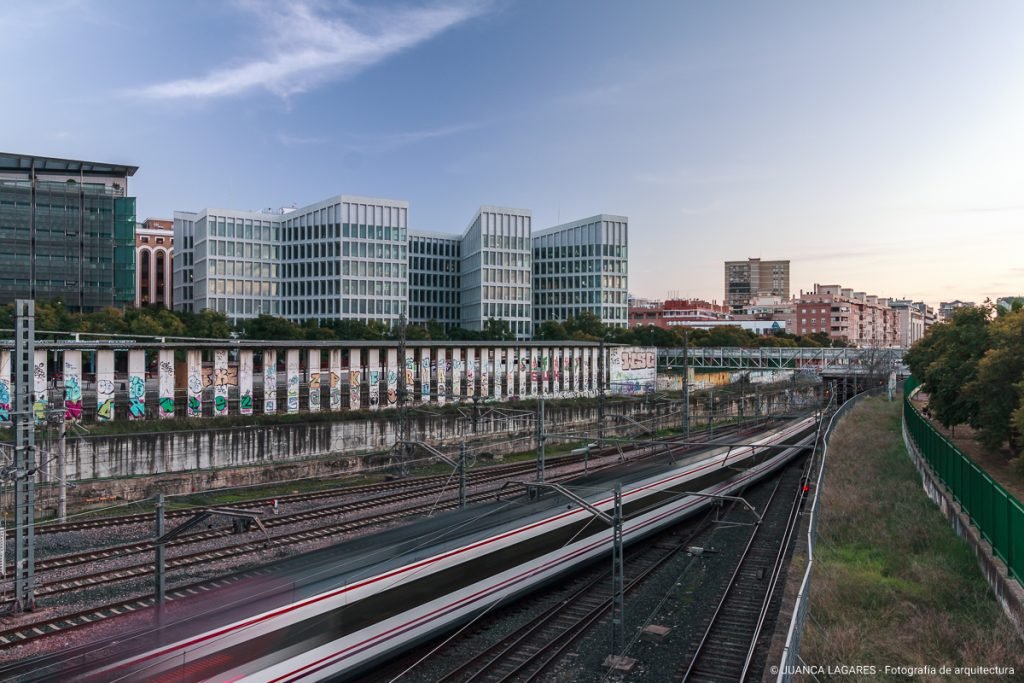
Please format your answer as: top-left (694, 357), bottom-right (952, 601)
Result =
top-left (128, 375), bottom-right (146, 419)
top-left (369, 370), bottom-right (380, 408)
top-left (349, 369), bottom-right (362, 410)
top-left (64, 375), bottom-right (82, 421)
top-left (0, 380), bottom-right (11, 425)
top-left (96, 375), bottom-right (115, 422)
top-left (386, 369), bottom-right (398, 405)
top-left (187, 370), bottom-right (203, 418)
top-left (158, 356), bottom-right (175, 419)
top-left (330, 371), bottom-right (342, 410)
top-left (287, 373), bottom-right (300, 413)
top-left (264, 358), bottom-right (277, 414)
top-left (309, 371), bottom-right (321, 411)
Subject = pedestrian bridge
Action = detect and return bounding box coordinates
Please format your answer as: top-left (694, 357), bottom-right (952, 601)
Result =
top-left (658, 346), bottom-right (906, 374)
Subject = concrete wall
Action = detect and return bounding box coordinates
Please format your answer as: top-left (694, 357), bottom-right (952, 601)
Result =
top-left (37, 384), bottom-right (819, 511)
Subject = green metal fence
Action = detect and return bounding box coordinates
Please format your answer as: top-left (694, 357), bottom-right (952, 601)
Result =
top-left (903, 377), bottom-right (1023, 585)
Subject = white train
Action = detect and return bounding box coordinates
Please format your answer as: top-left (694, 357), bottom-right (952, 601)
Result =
top-left (75, 415), bottom-right (817, 683)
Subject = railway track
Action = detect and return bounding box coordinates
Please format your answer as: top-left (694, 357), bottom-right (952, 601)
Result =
top-left (0, 427), bottom-right (753, 653)
top-left (678, 456), bottom-right (809, 682)
top-left (432, 512), bottom-right (719, 683)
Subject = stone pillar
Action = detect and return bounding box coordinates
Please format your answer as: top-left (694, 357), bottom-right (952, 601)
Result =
top-left (480, 347), bottom-right (491, 400)
top-left (451, 348), bottom-right (462, 403)
top-left (540, 347), bottom-right (549, 396)
top-left (286, 349), bottom-right (300, 414)
top-left (307, 349), bottom-right (321, 413)
top-left (0, 350), bottom-right (9, 427)
top-left (63, 350), bottom-right (82, 422)
top-left (349, 348), bottom-right (362, 411)
top-left (186, 349), bottom-right (203, 417)
top-left (419, 347), bottom-right (431, 403)
top-left (404, 348), bottom-right (416, 403)
top-left (263, 349), bottom-right (277, 414)
top-left (466, 348), bottom-right (476, 399)
top-left (518, 347), bottom-right (527, 398)
top-left (385, 348), bottom-right (398, 408)
top-left (213, 349), bottom-right (229, 417)
top-left (329, 349), bottom-right (343, 411)
top-left (436, 348), bottom-right (447, 406)
top-left (128, 349), bottom-right (146, 420)
top-left (157, 349), bottom-right (174, 418)
top-left (238, 350), bottom-right (254, 416)
top-left (368, 349), bottom-right (381, 410)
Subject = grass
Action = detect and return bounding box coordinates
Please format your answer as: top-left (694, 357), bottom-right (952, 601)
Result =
top-left (801, 395), bottom-right (1024, 678)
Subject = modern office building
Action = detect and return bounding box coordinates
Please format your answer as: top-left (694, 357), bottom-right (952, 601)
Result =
top-left (407, 231), bottom-right (462, 331)
top-left (0, 152), bottom-right (137, 311)
top-left (724, 258), bottom-right (790, 312)
top-left (174, 196), bottom-right (408, 325)
top-left (533, 214), bottom-right (629, 329)
top-left (459, 206), bottom-right (533, 339)
top-left (136, 218), bottom-right (173, 308)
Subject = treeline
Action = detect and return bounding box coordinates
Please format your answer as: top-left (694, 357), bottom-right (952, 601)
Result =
top-left (905, 301), bottom-right (1024, 455)
top-left (1, 301), bottom-right (848, 349)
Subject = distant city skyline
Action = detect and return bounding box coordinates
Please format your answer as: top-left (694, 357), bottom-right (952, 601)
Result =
top-left (2, 0), bottom-right (1022, 307)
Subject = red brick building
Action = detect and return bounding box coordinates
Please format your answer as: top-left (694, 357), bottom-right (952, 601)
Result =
top-left (135, 218), bottom-right (173, 308)
top-left (628, 298), bottom-right (732, 329)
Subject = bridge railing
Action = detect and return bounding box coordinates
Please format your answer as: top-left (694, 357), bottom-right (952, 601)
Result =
top-left (903, 377), bottom-right (1023, 585)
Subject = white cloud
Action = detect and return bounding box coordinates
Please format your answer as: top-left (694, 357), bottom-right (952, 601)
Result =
top-left (139, 1), bottom-right (485, 100)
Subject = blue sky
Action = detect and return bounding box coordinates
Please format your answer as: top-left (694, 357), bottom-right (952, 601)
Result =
top-left (3, 0), bottom-right (1023, 306)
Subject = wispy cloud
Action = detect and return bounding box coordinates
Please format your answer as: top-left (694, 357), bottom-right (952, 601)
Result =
top-left (343, 122), bottom-right (481, 153)
top-left (138, 1), bottom-right (485, 100)
top-left (635, 164), bottom-right (770, 187)
top-left (276, 132), bottom-right (332, 146)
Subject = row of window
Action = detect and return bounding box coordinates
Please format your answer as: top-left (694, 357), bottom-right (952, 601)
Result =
top-left (409, 273), bottom-right (460, 290)
top-left (534, 244), bottom-right (625, 259)
top-left (534, 259), bottom-right (622, 275)
top-left (410, 239), bottom-right (460, 256)
top-left (410, 256), bottom-right (459, 272)
top-left (283, 298), bottom-right (406, 318)
top-left (534, 275), bottom-right (627, 291)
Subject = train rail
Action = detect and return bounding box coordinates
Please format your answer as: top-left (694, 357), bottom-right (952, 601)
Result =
top-left (678, 455), bottom-right (809, 682)
top-left (0, 426), bottom-right (754, 654)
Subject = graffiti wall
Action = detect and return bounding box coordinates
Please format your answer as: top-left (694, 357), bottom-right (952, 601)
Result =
top-left (33, 349), bottom-right (47, 423)
top-left (385, 349), bottom-right (398, 408)
top-left (466, 349), bottom-right (476, 398)
top-left (330, 350), bottom-right (343, 411)
top-left (238, 351), bottom-right (253, 416)
top-left (451, 350), bottom-right (462, 403)
top-left (308, 350), bottom-right (321, 413)
top-left (157, 349), bottom-right (174, 419)
top-left (213, 349), bottom-right (229, 417)
top-left (63, 350), bottom-right (83, 422)
top-left (368, 349), bottom-right (380, 410)
top-left (609, 346), bottom-right (657, 395)
top-left (436, 350), bottom-right (446, 406)
top-left (263, 350), bottom-right (277, 414)
top-left (0, 351), bottom-right (10, 426)
top-left (286, 350), bottom-right (300, 414)
top-left (187, 350), bottom-right (203, 417)
top-left (420, 351), bottom-right (430, 401)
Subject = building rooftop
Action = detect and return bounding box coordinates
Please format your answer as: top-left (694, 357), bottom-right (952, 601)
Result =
top-left (0, 151), bottom-right (138, 177)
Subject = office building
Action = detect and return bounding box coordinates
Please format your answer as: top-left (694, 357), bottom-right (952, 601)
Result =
top-left (533, 214), bottom-right (629, 329)
top-left (460, 206), bottom-right (533, 339)
top-left (407, 231), bottom-right (462, 330)
top-left (724, 258), bottom-right (790, 312)
top-left (174, 196), bottom-right (408, 325)
top-left (136, 218), bottom-right (173, 308)
top-left (0, 152), bottom-right (137, 311)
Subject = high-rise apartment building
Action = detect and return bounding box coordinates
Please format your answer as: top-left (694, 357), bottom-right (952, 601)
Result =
top-left (796, 284), bottom-right (898, 347)
top-left (724, 258), bottom-right (790, 312)
top-left (533, 214), bottom-right (629, 328)
top-left (136, 218), bottom-right (173, 308)
top-left (0, 152), bottom-right (137, 311)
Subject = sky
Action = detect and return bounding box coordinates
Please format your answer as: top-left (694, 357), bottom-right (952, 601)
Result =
top-left (2, 0), bottom-right (1023, 307)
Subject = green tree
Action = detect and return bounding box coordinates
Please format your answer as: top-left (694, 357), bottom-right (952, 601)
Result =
top-left (242, 314), bottom-right (303, 340)
top-left (564, 311), bottom-right (606, 340)
top-left (965, 308), bottom-right (1024, 453)
top-left (425, 320), bottom-right (446, 340)
top-left (534, 320), bottom-right (567, 341)
top-left (905, 305), bottom-right (992, 432)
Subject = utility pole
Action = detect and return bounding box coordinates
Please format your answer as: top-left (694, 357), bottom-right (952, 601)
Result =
top-left (458, 442), bottom-right (467, 510)
top-left (154, 492), bottom-right (165, 622)
top-left (682, 330), bottom-right (689, 439)
top-left (57, 416), bottom-right (66, 524)
top-left (13, 299), bottom-right (36, 613)
top-left (708, 388), bottom-right (714, 439)
top-left (598, 338), bottom-right (606, 441)
top-left (610, 482), bottom-right (624, 658)
top-left (397, 313), bottom-right (409, 475)
top-left (535, 397), bottom-right (546, 482)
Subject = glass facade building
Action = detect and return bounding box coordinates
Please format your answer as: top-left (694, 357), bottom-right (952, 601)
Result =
top-left (533, 214), bottom-right (629, 328)
top-left (0, 152), bottom-right (137, 311)
top-left (408, 231), bottom-right (461, 330)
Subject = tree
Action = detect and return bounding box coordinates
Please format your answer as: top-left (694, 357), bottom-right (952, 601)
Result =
top-left (425, 320), bottom-right (446, 341)
top-left (564, 311), bottom-right (606, 340)
top-left (242, 314), bottom-right (304, 340)
top-left (534, 320), bottom-right (567, 341)
top-left (482, 318), bottom-right (513, 341)
top-left (965, 308), bottom-right (1024, 452)
top-left (905, 305), bottom-right (992, 432)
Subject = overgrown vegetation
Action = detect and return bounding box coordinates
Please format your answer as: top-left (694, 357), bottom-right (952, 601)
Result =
top-left (905, 300), bottom-right (1024, 455)
top-left (801, 395), bottom-right (1024, 674)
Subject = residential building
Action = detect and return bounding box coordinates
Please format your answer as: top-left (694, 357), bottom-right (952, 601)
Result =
top-left (997, 296), bottom-right (1024, 312)
top-left (460, 206), bottom-right (533, 339)
top-left (938, 300), bottom-right (975, 320)
top-left (407, 231), bottom-right (462, 331)
top-left (628, 298), bottom-right (731, 329)
top-left (889, 299), bottom-right (926, 348)
top-left (734, 295), bottom-right (797, 329)
top-left (724, 258), bottom-right (790, 312)
top-left (533, 214), bottom-right (629, 329)
top-left (0, 151), bottom-right (137, 311)
top-left (136, 218), bottom-right (173, 308)
top-left (795, 284), bottom-right (898, 346)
